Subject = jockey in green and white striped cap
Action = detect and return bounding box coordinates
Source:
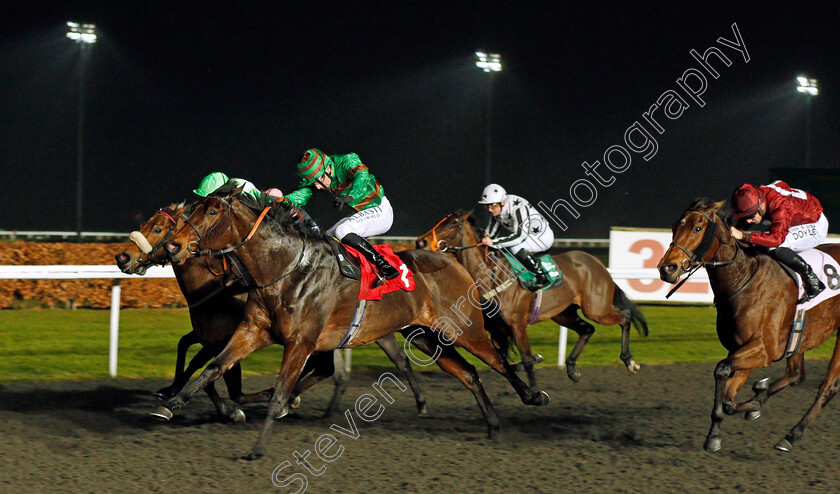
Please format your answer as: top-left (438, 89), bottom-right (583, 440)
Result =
top-left (295, 149), bottom-right (331, 186)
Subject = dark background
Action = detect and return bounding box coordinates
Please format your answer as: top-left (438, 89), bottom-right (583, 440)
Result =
top-left (1, 1), bottom-right (838, 237)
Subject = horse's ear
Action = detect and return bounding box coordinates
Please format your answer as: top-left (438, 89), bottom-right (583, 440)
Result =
top-left (709, 200), bottom-right (726, 214)
top-left (460, 209), bottom-right (474, 219)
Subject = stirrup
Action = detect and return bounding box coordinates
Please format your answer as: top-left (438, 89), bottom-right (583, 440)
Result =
top-left (798, 285), bottom-right (824, 304)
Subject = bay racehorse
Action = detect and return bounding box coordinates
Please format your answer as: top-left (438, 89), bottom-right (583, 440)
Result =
top-left (658, 198), bottom-right (840, 452)
top-left (115, 202), bottom-right (428, 419)
top-left (157, 186), bottom-right (548, 460)
top-left (415, 209), bottom-right (648, 389)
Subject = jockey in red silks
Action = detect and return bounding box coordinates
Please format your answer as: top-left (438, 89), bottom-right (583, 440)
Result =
top-left (730, 180), bottom-right (828, 303)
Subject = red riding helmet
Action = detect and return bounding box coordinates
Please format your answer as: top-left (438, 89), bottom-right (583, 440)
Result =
top-left (732, 184), bottom-right (765, 219)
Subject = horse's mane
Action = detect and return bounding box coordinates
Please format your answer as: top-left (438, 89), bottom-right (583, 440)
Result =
top-left (212, 182), bottom-right (322, 240)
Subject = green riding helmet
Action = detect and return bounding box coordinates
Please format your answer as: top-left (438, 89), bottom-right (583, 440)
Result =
top-left (193, 172), bottom-right (230, 197)
top-left (296, 149), bottom-right (330, 186)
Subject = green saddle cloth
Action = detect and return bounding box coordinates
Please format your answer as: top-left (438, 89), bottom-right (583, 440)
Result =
top-left (501, 252), bottom-right (563, 290)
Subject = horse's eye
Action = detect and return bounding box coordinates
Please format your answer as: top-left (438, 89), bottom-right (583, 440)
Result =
top-left (153, 228), bottom-right (162, 234)
top-left (694, 226), bottom-right (702, 233)
top-left (209, 210), bottom-right (217, 216)
top-left (446, 224), bottom-right (454, 230)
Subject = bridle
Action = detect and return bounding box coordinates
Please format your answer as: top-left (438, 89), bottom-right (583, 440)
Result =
top-left (424, 213), bottom-right (482, 253)
top-left (144, 210), bottom-right (182, 260)
top-left (123, 209), bottom-right (188, 272)
top-left (666, 208), bottom-right (755, 302)
top-left (669, 209), bottom-right (735, 271)
top-left (180, 196), bottom-right (305, 287)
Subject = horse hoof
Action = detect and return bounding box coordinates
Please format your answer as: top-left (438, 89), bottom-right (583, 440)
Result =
top-left (533, 354), bottom-right (544, 364)
top-left (567, 368), bottom-right (581, 383)
top-left (240, 450), bottom-right (264, 461)
top-left (417, 403), bottom-right (429, 417)
top-left (537, 390), bottom-right (550, 406)
top-left (289, 396), bottom-right (301, 409)
top-left (153, 389), bottom-right (172, 401)
top-left (150, 406), bottom-right (173, 421)
top-left (745, 410), bottom-right (761, 421)
top-left (774, 438), bottom-right (793, 452)
top-left (274, 407), bottom-right (289, 421)
top-left (753, 377), bottom-right (770, 392)
top-left (232, 409), bottom-right (246, 424)
top-left (627, 361), bottom-right (640, 374)
top-left (704, 437), bottom-right (722, 453)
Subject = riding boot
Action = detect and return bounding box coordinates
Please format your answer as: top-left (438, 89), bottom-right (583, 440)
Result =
top-left (771, 247), bottom-right (825, 303)
top-left (341, 233), bottom-right (400, 286)
top-left (514, 250), bottom-right (551, 289)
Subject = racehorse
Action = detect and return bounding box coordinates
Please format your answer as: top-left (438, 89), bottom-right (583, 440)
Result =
top-left (156, 186), bottom-right (548, 460)
top-left (415, 209), bottom-right (648, 389)
top-left (115, 202), bottom-right (427, 419)
top-left (658, 198), bottom-right (840, 452)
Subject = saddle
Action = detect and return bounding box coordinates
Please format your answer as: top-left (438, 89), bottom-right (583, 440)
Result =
top-left (500, 251), bottom-right (563, 292)
top-left (326, 237), bottom-right (416, 301)
top-left (326, 237), bottom-right (362, 281)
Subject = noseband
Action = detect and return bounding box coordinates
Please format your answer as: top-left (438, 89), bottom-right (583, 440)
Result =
top-left (125, 209), bottom-right (191, 271)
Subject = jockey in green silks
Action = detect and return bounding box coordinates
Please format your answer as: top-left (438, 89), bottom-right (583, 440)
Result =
top-left (193, 172), bottom-right (262, 202)
top-left (284, 149), bottom-right (399, 283)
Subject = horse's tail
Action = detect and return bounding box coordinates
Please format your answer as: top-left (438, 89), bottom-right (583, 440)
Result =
top-left (613, 284), bottom-right (649, 337)
top-left (483, 309), bottom-right (517, 361)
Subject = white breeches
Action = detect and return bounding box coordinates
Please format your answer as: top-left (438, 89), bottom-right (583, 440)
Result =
top-left (327, 196), bottom-right (394, 239)
top-left (778, 213), bottom-right (829, 251)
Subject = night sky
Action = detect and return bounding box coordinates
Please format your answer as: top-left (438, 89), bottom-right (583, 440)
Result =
top-left (1, 1), bottom-right (838, 238)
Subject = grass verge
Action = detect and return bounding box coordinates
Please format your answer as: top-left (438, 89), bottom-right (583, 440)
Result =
top-left (0, 305), bottom-right (834, 382)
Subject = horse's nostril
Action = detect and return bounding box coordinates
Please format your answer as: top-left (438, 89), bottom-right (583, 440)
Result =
top-left (165, 242), bottom-right (181, 255)
top-left (416, 239), bottom-right (427, 249)
top-left (115, 253), bottom-right (128, 265)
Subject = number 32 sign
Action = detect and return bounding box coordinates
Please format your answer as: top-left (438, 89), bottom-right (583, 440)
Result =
top-left (609, 228), bottom-right (713, 303)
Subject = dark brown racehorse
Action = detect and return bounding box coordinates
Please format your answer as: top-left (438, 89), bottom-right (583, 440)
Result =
top-left (415, 209), bottom-right (648, 389)
top-left (157, 187), bottom-right (548, 460)
top-left (115, 202), bottom-right (428, 419)
top-left (658, 198), bottom-right (840, 452)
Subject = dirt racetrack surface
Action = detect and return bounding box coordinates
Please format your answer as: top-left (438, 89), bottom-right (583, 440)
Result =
top-left (1, 362), bottom-right (838, 493)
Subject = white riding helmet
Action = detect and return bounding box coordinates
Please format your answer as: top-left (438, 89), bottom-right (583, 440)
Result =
top-left (478, 184), bottom-right (506, 204)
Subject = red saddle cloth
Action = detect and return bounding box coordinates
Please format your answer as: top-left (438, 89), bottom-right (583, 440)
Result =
top-left (343, 244), bottom-right (416, 301)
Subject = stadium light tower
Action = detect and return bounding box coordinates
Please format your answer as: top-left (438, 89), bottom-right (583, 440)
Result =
top-left (475, 52), bottom-right (502, 185)
top-left (796, 75), bottom-right (818, 169)
top-left (66, 21), bottom-right (97, 241)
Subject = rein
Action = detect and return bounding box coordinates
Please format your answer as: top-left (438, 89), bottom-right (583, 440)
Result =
top-left (185, 197), bottom-right (306, 288)
top-left (666, 208), bottom-right (737, 299)
top-left (187, 198), bottom-right (272, 257)
top-left (426, 214), bottom-right (483, 253)
top-left (426, 214), bottom-right (453, 251)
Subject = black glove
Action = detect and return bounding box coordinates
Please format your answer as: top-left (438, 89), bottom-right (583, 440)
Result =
top-left (333, 195), bottom-right (354, 209)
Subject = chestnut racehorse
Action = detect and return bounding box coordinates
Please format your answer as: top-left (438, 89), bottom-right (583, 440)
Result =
top-left (415, 209), bottom-right (648, 389)
top-left (157, 187), bottom-right (548, 460)
top-left (658, 198), bottom-right (840, 452)
top-left (115, 202), bottom-right (428, 419)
